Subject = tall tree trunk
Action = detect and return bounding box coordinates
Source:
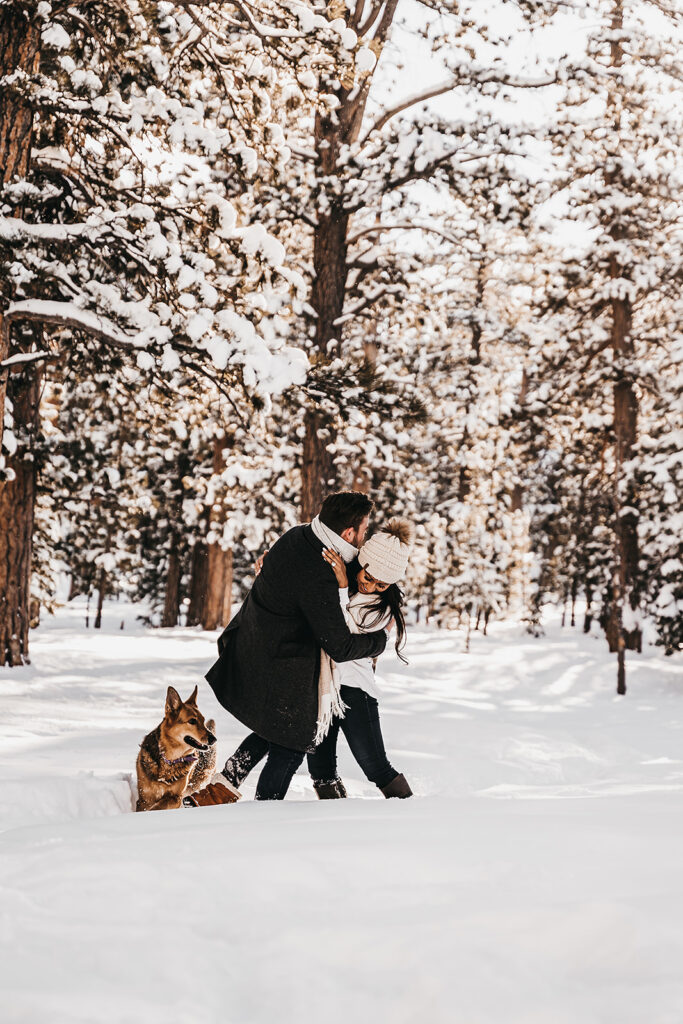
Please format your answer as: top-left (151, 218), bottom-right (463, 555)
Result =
top-left (94, 569), bottom-right (106, 630)
top-left (350, 334), bottom-right (378, 494)
top-left (186, 541), bottom-right (208, 627)
top-left (583, 584), bottom-right (593, 634)
top-left (0, 357), bottom-right (41, 665)
top-left (0, 5), bottom-right (40, 432)
top-left (301, 110), bottom-right (350, 521)
top-left (604, 0), bottom-right (641, 682)
top-left (201, 438), bottom-right (233, 630)
top-left (302, 408), bottom-right (337, 521)
top-left (457, 264), bottom-right (485, 502)
top-left (161, 544), bottom-right (181, 628)
top-left (202, 545), bottom-right (232, 631)
top-left (610, 290), bottom-right (640, 658)
top-left (0, 8), bottom-right (41, 666)
top-left (300, 5), bottom-right (398, 519)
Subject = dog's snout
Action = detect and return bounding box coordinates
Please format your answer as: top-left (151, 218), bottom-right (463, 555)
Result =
top-left (207, 733), bottom-right (217, 746)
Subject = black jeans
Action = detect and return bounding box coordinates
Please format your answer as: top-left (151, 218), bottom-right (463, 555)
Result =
top-left (224, 687), bottom-right (398, 796)
top-left (307, 685), bottom-right (398, 791)
top-left (223, 733), bottom-right (304, 801)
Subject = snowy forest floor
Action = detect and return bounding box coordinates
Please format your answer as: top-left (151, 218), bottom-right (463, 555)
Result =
top-left (1, 601), bottom-right (683, 1024)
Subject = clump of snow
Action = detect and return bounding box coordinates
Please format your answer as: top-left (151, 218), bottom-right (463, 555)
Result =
top-left (237, 223), bottom-right (286, 267)
top-left (356, 46), bottom-right (377, 73)
top-left (41, 23), bottom-right (71, 50)
top-left (160, 345), bottom-right (180, 372)
top-left (2, 429), bottom-right (17, 456)
top-left (297, 70), bottom-right (317, 90)
top-left (136, 351), bottom-right (154, 371)
top-left (205, 335), bottom-right (230, 370)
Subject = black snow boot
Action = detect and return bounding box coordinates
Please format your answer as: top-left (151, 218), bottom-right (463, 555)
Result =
top-left (380, 773), bottom-right (413, 799)
top-left (313, 778), bottom-right (348, 799)
top-left (223, 733), bottom-right (269, 787)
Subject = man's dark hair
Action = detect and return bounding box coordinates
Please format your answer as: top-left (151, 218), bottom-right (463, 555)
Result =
top-left (319, 491), bottom-right (374, 535)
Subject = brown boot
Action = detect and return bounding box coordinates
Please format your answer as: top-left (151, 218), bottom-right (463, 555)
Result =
top-left (313, 778), bottom-right (347, 799)
top-left (381, 774), bottom-right (412, 799)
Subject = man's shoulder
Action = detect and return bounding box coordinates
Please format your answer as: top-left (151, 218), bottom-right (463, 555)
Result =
top-left (266, 523), bottom-right (334, 589)
top-left (271, 524), bottom-right (321, 561)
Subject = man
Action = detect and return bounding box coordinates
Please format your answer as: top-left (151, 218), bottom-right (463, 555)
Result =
top-left (202, 492), bottom-right (388, 800)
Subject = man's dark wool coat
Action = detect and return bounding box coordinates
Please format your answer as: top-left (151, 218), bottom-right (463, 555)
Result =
top-left (205, 524), bottom-right (388, 752)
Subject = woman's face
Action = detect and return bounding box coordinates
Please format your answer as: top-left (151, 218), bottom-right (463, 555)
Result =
top-left (357, 565), bottom-right (390, 595)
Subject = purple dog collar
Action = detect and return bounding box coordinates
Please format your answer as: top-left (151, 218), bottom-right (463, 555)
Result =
top-left (161, 753), bottom-right (198, 766)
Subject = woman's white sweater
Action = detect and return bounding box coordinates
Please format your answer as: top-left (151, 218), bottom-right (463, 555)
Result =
top-left (334, 587), bottom-right (391, 700)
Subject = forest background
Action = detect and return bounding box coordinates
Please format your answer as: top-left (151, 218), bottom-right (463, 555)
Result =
top-left (1, 0), bottom-right (681, 693)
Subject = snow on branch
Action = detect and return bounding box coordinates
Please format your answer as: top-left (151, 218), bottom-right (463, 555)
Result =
top-left (348, 221), bottom-right (463, 247)
top-left (0, 351), bottom-right (50, 369)
top-left (0, 217), bottom-right (92, 244)
top-left (357, 2), bottom-right (387, 37)
top-left (1, 301), bottom-right (142, 352)
top-left (177, 1), bottom-right (304, 38)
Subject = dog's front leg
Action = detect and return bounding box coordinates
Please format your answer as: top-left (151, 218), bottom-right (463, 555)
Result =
top-left (148, 791), bottom-right (184, 811)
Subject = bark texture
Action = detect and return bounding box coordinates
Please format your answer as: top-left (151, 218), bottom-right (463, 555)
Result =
top-left (302, 108), bottom-right (350, 521)
top-left (0, 360), bottom-right (41, 666)
top-left (301, 408), bottom-right (336, 522)
top-left (161, 545), bottom-right (181, 628)
top-left (203, 545), bottom-right (233, 631)
top-left (0, 8), bottom-right (41, 665)
top-left (94, 570), bottom-right (107, 630)
top-left (187, 541), bottom-right (208, 627)
top-left (604, 0), bottom-right (641, 682)
top-left (300, 3), bottom-right (398, 520)
top-left (200, 438), bottom-right (233, 631)
top-left (0, 5), bottom-right (40, 429)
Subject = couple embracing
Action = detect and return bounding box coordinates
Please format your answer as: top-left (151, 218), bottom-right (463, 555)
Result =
top-left (195, 491), bottom-right (414, 804)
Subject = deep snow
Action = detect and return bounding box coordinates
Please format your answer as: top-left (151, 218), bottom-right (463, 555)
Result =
top-left (1, 600), bottom-right (682, 1024)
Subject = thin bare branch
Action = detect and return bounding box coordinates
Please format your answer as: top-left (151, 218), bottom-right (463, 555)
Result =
top-left (360, 78), bottom-right (459, 145)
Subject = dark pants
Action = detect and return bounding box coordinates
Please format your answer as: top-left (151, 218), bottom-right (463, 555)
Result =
top-left (224, 687), bottom-right (398, 797)
top-left (307, 685), bottom-right (398, 791)
top-left (224, 732), bottom-right (304, 801)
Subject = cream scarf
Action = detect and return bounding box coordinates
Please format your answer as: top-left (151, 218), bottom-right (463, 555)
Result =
top-left (310, 515), bottom-right (357, 744)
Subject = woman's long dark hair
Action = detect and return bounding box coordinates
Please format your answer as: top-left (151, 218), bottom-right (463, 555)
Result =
top-left (349, 575), bottom-right (408, 664)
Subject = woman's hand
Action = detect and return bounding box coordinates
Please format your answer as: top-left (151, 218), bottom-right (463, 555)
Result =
top-left (322, 548), bottom-right (348, 588)
top-left (254, 549), bottom-right (270, 576)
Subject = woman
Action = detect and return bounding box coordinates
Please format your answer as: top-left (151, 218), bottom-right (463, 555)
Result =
top-left (213, 519), bottom-right (414, 801)
top-left (308, 518), bottom-right (413, 799)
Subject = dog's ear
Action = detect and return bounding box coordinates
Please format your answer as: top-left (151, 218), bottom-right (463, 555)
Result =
top-left (165, 686), bottom-right (182, 715)
top-left (188, 685), bottom-right (198, 706)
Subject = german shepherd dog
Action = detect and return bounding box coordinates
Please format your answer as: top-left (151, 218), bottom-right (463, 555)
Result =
top-left (136, 685), bottom-right (217, 811)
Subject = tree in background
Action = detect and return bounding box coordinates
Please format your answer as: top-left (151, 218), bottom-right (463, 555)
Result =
top-left (0, 1), bottom-right (307, 663)
top-left (1, 0), bottom-right (680, 680)
top-left (246, 0), bottom-right (557, 518)
top-left (516, 0), bottom-right (683, 688)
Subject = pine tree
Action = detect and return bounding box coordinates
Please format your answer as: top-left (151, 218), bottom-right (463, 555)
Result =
top-left (516, 0), bottom-right (683, 688)
top-left (0, 1), bottom-right (307, 663)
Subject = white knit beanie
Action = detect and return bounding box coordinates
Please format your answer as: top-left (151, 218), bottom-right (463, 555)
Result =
top-left (358, 518), bottom-right (414, 586)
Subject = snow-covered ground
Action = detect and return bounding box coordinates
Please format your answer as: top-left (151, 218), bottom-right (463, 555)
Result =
top-left (1, 600), bottom-right (682, 1024)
